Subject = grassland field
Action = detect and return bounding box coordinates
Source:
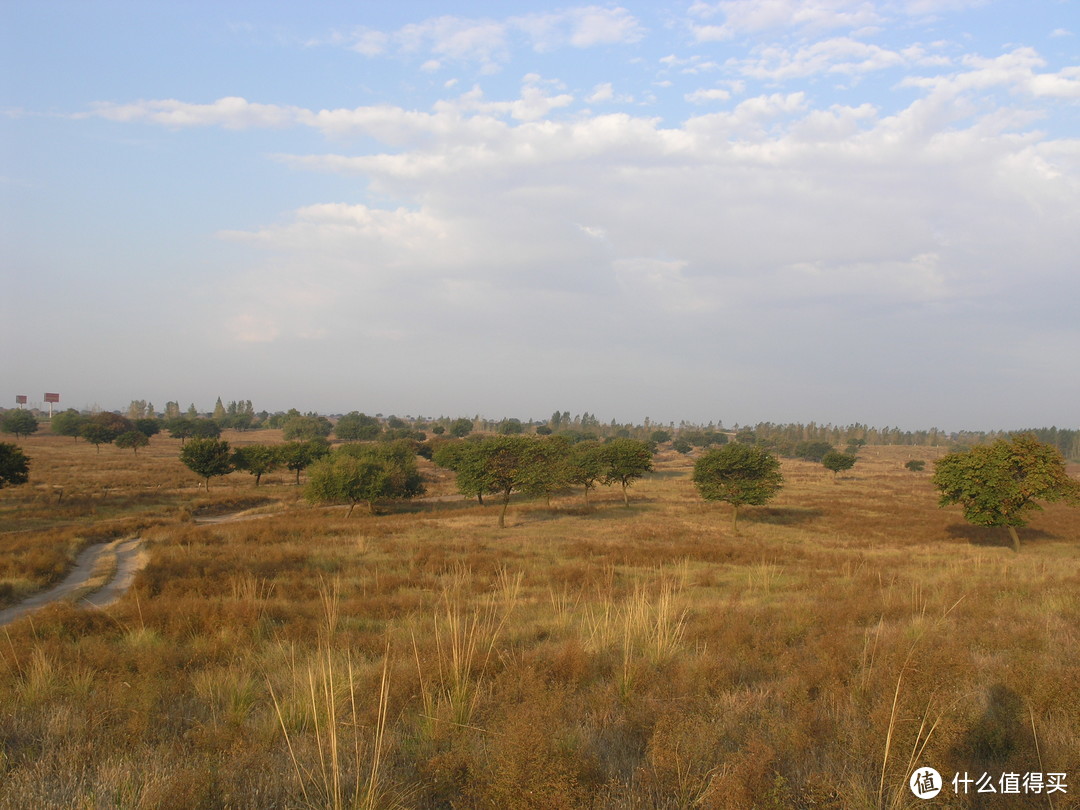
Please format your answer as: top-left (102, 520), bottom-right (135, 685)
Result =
top-left (0, 429), bottom-right (1078, 809)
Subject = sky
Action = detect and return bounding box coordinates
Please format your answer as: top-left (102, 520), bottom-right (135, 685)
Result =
top-left (2, 1), bottom-right (1078, 430)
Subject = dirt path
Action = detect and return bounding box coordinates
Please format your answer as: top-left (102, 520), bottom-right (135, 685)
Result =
top-left (0, 537), bottom-right (150, 627)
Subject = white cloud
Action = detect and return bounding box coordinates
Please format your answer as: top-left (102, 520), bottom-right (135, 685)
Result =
top-left (728, 37), bottom-right (910, 81)
top-left (901, 48), bottom-right (1080, 100)
top-left (337, 6), bottom-right (643, 71)
top-left (685, 88), bottom-right (732, 103)
top-left (88, 96), bottom-right (302, 129)
top-left (690, 0), bottom-right (883, 40)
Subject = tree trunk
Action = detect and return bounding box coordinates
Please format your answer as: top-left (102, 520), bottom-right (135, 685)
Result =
top-left (498, 490), bottom-right (511, 529)
top-left (621, 481), bottom-right (629, 508)
top-left (1007, 525), bottom-right (1020, 553)
top-left (477, 492), bottom-right (484, 505)
top-left (583, 486), bottom-right (590, 507)
top-left (346, 502), bottom-right (355, 518)
top-left (255, 473), bottom-right (261, 486)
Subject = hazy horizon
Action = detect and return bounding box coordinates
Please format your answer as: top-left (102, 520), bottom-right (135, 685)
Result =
top-left (4, 2), bottom-right (1078, 431)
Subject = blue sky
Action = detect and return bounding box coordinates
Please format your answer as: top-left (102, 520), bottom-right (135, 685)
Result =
top-left (2, 1), bottom-right (1078, 429)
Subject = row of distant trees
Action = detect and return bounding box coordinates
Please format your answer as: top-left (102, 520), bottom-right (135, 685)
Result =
top-left (5, 402), bottom-right (1080, 464)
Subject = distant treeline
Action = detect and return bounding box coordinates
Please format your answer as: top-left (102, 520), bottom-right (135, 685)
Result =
top-left (14, 400), bottom-right (1078, 460)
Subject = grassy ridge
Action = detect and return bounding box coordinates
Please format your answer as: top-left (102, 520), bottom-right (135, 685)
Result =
top-left (1, 435), bottom-right (1078, 807)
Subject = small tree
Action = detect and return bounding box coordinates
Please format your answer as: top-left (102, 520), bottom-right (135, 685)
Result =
top-left (933, 433), bottom-right (1080, 552)
top-left (599, 438), bottom-right (653, 508)
top-left (795, 441), bottom-right (834, 463)
top-left (280, 439), bottom-right (330, 485)
top-left (283, 414), bottom-right (333, 441)
top-left (80, 412), bottom-right (134, 453)
top-left (179, 438), bottom-right (233, 490)
top-left (51, 409), bottom-right (86, 441)
top-left (0, 442), bottom-right (30, 487)
top-left (821, 451), bottom-right (857, 480)
top-left (693, 444), bottom-right (784, 533)
top-left (905, 460), bottom-right (926, 473)
top-left (115, 430), bottom-right (150, 454)
top-left (232, 444), bottom-right (282, 486)
top-left (567, 440), bottom-right (606, 506)
top-left (333, 411), bottom-right (381, 441)
top-left (1, 410), bottom-right (39, 439)
top-left (134, 418), bottom-right (161, 438)
top-left (449, 418), bottom-right (473, 438)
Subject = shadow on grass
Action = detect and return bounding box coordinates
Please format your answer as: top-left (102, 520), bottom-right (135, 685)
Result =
top-left (945, 524), bottom-right (1059, 549)
top-left (744, 506), bottom-right (823, 526)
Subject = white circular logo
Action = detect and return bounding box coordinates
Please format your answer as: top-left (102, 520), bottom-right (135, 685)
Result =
top-left (910, 767), bottom-right (943, 799)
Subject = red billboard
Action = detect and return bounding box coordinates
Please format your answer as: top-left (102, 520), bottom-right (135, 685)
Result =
top-left (15, 395), bottom-right (27, 404)
top-left (44, 393), bottom-right (60, 403)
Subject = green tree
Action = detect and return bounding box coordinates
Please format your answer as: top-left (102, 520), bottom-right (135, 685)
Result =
top-left (497, 418), bottom-right (524, 435)
top-left (81, 423), bottom-right (117, 452)
top-left (306, 442), bottom-right (424, 516)
top-left (134, 418), bottom-right (161, 438)
top-left (693, 444), bottom-right (784, 533)
top-left (905, 460), bottom-right (926, 473)
top-left (821, 451), bottom-right (857, 480)
top-left (599, 438), bottom-right (653, 508)
top-left (449, 418), bottom-right (473, 438)
top-left (51, 409), bottom-right (86, 441)
top-left (80, 412), bottom-right (134, 452)
top-left (933, 433), bottom-right (1080, 552)
top-left (333, 411), bottom-right (382, 441)
top-left (283, 414), bottom-right (333, 441)
top-left (0, 442), bottom-right (30, 487)
top-left (567, 440), bottom-right (606, 506)
top-left (1, 410), bottom-right (38, 439)
top-left (462, 436), bottom-right (546, 528)
top-left (650, 430), bottom-right (672, 444)
top-left (280, 439), bottom-right (330, 485)
top-left (189, 419), bottom-right (222, 439)
top-left (232, 444), bottom-right (281, 486)
top-left (795, 441), bottom-right (834, 462)
top-left (115, 430), bottom-right (150, 453)
top-left (165, 417), bottom-right (195, 444)
top-left (179, 438), bottom-right (234, 490)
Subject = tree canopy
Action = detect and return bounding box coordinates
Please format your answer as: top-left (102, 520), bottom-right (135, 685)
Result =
top-left (179, 438), bottom-right (234, 490)
top-left (821, 451), bottom-right (857, 479)
top-left (599, 438), bottom-right (654, 508)
top-left (232, 444), bottom-right (282, 486)
top-left (333, 411), bottom-right (382, 441)
top-left (1, 410), bottom-right (39, 439)
top-left (305, 441), bottom-right (424, 516)
top-left (0, 442), bottom-right (30, 488)
top-left (692, 443), bottom-right (784, 532)
top-left (933, 433), bottom-right (1080, 552)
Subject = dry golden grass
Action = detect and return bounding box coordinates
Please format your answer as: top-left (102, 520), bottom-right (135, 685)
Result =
top-left (1, 435), bottom-right (1078, 808)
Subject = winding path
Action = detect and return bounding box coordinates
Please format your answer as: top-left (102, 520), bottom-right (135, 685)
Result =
top-left (0, 537), bottom-right (149, 627)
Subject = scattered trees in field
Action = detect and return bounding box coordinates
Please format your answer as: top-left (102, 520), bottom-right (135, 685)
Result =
top-left (179, 438), bottom-right (234, 490)
top-left (693, 444), bottom-right (784, 533)
top-left (821, 451), bottom-right (857, 479)
top-left (1, 410), bottom-right (39, 439)
top-left (0, 443), bottom-right (30, 487)
top-left (933, 433), bottom-right (1080, 552)
top-left (305, 441), bottom-right (424, 516)
top-left (232, 444), bottom-right (281, 486)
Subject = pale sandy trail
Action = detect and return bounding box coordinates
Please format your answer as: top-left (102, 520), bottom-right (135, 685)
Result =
top-left (0, 537), bottom-right (149, 627)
